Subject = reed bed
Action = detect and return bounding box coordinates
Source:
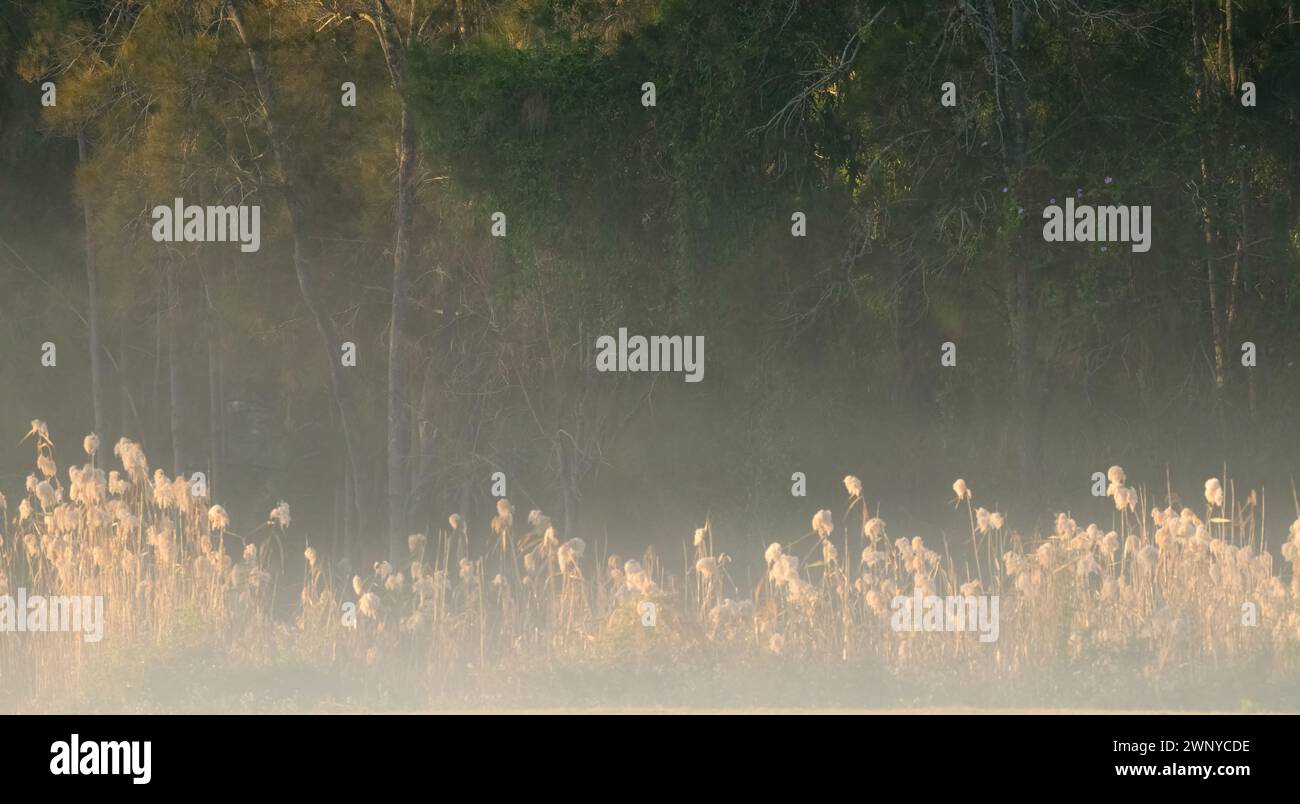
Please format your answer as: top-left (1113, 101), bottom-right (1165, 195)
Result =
top-left (2, 425), bottom-right (1298, 712)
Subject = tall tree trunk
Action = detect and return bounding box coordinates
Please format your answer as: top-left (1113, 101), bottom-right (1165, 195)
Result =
top-left (119, 319), bottom-right (132, 436)
top-left (226, 0), bottom-right (367, 551)
top-left (79, 131), bottom-right (106, 437)
top-left (1223, 0), bottom-right (1236, 92)
top-left (343, 458), bottom-right (356, 560)
top-left (1196, 1), bottom-right (1234, 410)
top-left (206, 276), bottom-right (224, 499)
top-left (333, 459), bottom-right (345, 558)
top-left (166, 262), bottom-right (186, 475)
top-left (153, 278), bottom-right (163, 447)
top-left (969, 0), bottom-right (1039, 494)
top-left (351, 1), bottom-right (422, 563)
top-left (1005, 5), bottom-right (1041, 497)
top-left (1204, 154), bottom-right (1226, 390)
top-left (387, 104), bottom-right (416, 561)
top-left (890, 249), bottom-right (929, 410)
top-left (410, 358), bottom-right (441, 536)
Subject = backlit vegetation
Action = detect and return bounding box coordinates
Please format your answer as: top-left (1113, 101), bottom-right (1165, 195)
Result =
top-left (3, 425), bottom-right (1298, 712)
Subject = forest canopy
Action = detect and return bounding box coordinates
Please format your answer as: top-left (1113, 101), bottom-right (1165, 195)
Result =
top-left (1, 0), bottom-right (1298, 561)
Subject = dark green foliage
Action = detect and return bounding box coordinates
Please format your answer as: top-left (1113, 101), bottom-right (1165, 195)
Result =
top-left (3, 1), bottom-right (1300, 552)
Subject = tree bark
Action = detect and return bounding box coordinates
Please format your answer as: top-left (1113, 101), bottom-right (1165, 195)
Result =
top-left (225, 0), bottom-right (368, 551)
top-left (166, 262), bottom-right (187, 475)
top-left (345, 3), bottom-right (423, 561)
top-left (387, 103), bottom-right (416, 561)
top-left (206, 275), bottom-right (224, 499)
top-left (967, 0), bottom-right (1039, 493)
top-left (79, 131), bottom-right (106, 438)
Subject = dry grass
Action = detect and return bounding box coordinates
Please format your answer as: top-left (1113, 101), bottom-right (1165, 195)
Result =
top-left (2, 427), bottom-right (1299, 712)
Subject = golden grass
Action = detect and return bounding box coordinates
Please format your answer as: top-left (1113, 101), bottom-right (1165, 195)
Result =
top-left (2, 426), bottom-right (1298, 712)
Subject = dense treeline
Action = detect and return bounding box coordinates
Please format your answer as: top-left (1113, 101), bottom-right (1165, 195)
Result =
top-left (1, 1), bottom-right (1298, 564)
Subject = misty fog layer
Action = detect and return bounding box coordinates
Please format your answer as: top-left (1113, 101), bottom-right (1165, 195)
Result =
top-left (1, 1), bottom-right (1299, 712)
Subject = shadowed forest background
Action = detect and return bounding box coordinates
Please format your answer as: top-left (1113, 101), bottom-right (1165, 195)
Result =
top-left (2, 0), bottom-right (1299, 569)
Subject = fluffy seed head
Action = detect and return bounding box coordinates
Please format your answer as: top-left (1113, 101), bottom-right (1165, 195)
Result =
top-left (207, 504), bottom-right (229, 532)
top-left (765, 542), bottom-right (783, 563)
top-left (1205, 477), bottom-right (1224, 507)
top-left (269, 500), bottom-right (291, 528)
top-left (358, 593), bottom-right (381, 619)
top-left (812, 509), bottom-right (833, 537)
